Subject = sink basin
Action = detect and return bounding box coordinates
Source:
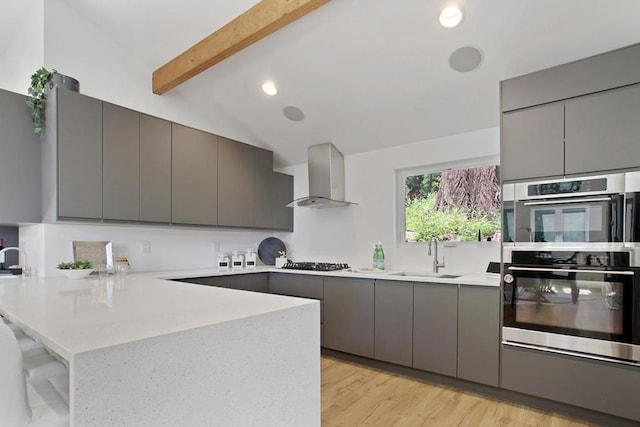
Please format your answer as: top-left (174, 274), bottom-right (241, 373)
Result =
top-left (390, 271), bottom-right (461, 279)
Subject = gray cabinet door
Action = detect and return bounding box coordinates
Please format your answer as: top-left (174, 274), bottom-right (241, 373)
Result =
top-left (217, 137), bottom-right (254, 227)
top-left (272, 172), bottom-right (293, 231)
top-left (565, 84), bottom-right (640, 175)
top-left (413, 283), bottom-right (457, 377)
top-left (457, 286), bottom-right (500, 386)
top-left (0, 89), bottom-right (41, 223)
top-left (323, 277), bottom-right (374, 358)
top-left (57, 89), bottom-right (103, 219)
top-left (102, 103), bottom-right (140, 221)
top-left (140, 114), bottom-right (172, 223)
top-left (179, 276), bottom-right (230, 288)
top-left (502, 345), bottom-right (640, 422)
top-left (375, 280), bottom-right (413, 367)
top-left (227, 273), bottom-right (269, 293)
top-left (254, 148), bottom-right (274, 229)
top-left (171, 124), bottom-right (218, 225)
top-left (268, 273), bottom-right (323, 300)
top-left (501, 103), bottom-right (565, 182)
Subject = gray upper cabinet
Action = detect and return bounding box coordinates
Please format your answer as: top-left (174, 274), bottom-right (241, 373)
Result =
top-left (323, 277), bottom-right (374, 358)
top-left (272, 172), bottom-right (294, 231)
top-left (140, 114), bottom-right (172, 223)
top-left (57, 88), bottom-right (103, 219)
top-left (0, 89), bottom-right (41, 223)
top-left (171, 124), bottom-right (218, 225)
top-left (565, 84), bottom-right (640, 175)
top-left (254, 148), bottom-right (274, 229)
top-left (413, 282), bottom-right (457, 377)
top-left (374, 280), bottom-right (413, 367)
top-left (457, 286), bottom-right (500, 387)
top-left (218, 137), bottom-right (254, 227)
top-left (501, 43), bottom-right (640, 113)
top-left (501, 103), bottom-right (565, 182)
top-left (102, 103), bottom-right (140, 221)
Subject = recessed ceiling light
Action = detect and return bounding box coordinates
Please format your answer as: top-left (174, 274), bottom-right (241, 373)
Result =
top-left (439, 5), bottom-right (464, 28)
top-left (262, 81), bottom-right (277, 96)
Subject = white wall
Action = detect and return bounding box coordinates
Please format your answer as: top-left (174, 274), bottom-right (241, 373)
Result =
top-left (0, 1), bottom-right (44, 94)
top-left (20, 223), bottom-right (288, 277)
top-left (280, 127), bottom-right (501, 274)
top-left (7, 1), bottom-right (499, 277)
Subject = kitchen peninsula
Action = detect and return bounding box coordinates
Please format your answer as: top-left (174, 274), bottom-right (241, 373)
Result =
top-left (0, 273), bottom-right (320, 426)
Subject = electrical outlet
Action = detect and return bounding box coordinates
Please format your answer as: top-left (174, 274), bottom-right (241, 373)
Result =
top-left (142, 241), bottom-right (151, 254)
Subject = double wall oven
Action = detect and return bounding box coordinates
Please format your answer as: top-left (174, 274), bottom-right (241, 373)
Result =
top-left (502, 172), bottom-right (640, 364)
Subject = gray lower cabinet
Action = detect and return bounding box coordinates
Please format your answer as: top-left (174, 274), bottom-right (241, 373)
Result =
top-left (268, 273), bottom-right (323, 299)
top-left (374, 280), bottom-right (413, 367)
top-left (218, 137), bottom-right (254, 227)
top-left (254, 148), bottom-right (274, 229)
top-left (56, 88), bottom-right (103, 219)
top-left (0, 89), bottom-right (41, 223)
top-left (323, 277), bottom-right (374, 358)
top-left (457, 286), bottom-right (500, 386)
top-left (227, 273), bottom-right (268, 293)
top-left (269, 273), bottom-right (323, 343)
top-left (171, 124), bottom-right (218, 225)
top-left (102, 103), bottom-right (140, 221)
top-left (502, 344), bottom-right (640, 422)
top-left (272, 172), bottom-right (294, 231)
top-left (413, 282), bottom-right (458, 377)
top-left (176, 273), bottom-right (268, 293)
top-left (140, 114), bottom-right (172, 223)
top-left (565, 83), bottom-right (640, 175)
top-left (501, 103), bottom-right (565, 181)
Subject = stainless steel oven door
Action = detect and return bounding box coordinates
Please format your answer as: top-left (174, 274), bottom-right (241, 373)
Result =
top-left (503, 266), bottom-right (639, 362)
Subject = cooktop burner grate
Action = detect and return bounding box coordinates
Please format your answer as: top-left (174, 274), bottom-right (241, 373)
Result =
top-left (281, 262), bottom-right (350, 272)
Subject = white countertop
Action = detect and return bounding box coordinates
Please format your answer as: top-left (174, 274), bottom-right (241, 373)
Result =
top-left (0, 272), bottom-right (315, 361)
top-left (163, 266), bottom-right (501, 287)
top-left (0, 266), bottom-right (498, 360)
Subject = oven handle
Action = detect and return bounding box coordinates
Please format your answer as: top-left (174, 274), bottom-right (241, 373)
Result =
top-left (523, 196), bottom-right (612, 206)
top-left (508, 266), bottom-right (635, 275)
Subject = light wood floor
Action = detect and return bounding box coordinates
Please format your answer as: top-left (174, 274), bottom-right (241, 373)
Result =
top-left (321, 356), bottom-right (600, 427)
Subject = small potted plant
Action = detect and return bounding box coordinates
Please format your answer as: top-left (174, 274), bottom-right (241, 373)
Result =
top-left (26, 67), bottom-right (79, 135)
top-left (57, 260), bottom-right (94, 279)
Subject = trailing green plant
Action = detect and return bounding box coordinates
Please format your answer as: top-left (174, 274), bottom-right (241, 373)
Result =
top-left (26, 67), bottom-right (55, 135)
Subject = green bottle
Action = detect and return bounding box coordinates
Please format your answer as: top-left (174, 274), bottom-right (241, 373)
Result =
top-left (373, 242), bottom-right (385, 270)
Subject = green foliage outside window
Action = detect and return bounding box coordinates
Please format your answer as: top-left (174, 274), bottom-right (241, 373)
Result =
top-left (404, 166), bottom-right (501, 242)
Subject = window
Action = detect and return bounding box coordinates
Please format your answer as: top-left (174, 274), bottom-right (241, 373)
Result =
top-left (398, 160), bottom-right (501, 243)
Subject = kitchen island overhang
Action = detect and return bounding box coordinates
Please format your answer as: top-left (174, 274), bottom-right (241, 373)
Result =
top-left (0, 273), bottom-right (320, 426)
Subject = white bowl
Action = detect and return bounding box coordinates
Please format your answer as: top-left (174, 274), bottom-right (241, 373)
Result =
top-left (58, 268), bottom-right (94, 279)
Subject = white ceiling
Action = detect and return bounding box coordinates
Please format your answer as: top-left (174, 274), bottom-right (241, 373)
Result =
top-left (24, 1), bottom-right (640, 165)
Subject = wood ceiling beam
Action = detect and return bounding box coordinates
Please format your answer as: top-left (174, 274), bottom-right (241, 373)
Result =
top-left (152, 0), bottom-right (331, 95)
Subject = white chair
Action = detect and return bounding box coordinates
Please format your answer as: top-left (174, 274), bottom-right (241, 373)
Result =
top-left (2, 317), bottom-right (68, 381)
top-left (0, 321), bottom-right (69, 426)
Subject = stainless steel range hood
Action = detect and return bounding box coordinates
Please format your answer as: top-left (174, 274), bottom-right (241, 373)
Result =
top-left (287, 142), bottom-right (357, 208)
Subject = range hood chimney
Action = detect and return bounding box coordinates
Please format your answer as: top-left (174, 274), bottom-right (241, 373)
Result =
top-left (288, 142), bottom-right (357, 208)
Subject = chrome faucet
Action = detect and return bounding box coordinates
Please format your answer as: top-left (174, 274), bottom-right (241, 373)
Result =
top-left (427, 237), bottom-right (445, 273)
top-left (0, 247), bottom-right (27, 273)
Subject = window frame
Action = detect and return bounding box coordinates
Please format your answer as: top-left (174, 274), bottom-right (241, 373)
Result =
top-left (395, 155), bottom-right (500, 246)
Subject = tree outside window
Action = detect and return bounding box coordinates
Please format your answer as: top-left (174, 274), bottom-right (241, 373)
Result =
top-left (404, 165), bottom-right (501, 242)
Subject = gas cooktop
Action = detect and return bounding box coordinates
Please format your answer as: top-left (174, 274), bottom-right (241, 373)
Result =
top-left (281, 262), bottom-right (350, 272)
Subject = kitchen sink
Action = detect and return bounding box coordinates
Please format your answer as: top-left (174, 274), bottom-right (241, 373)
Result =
top-left (389, 271), bottom-right (461, 279)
